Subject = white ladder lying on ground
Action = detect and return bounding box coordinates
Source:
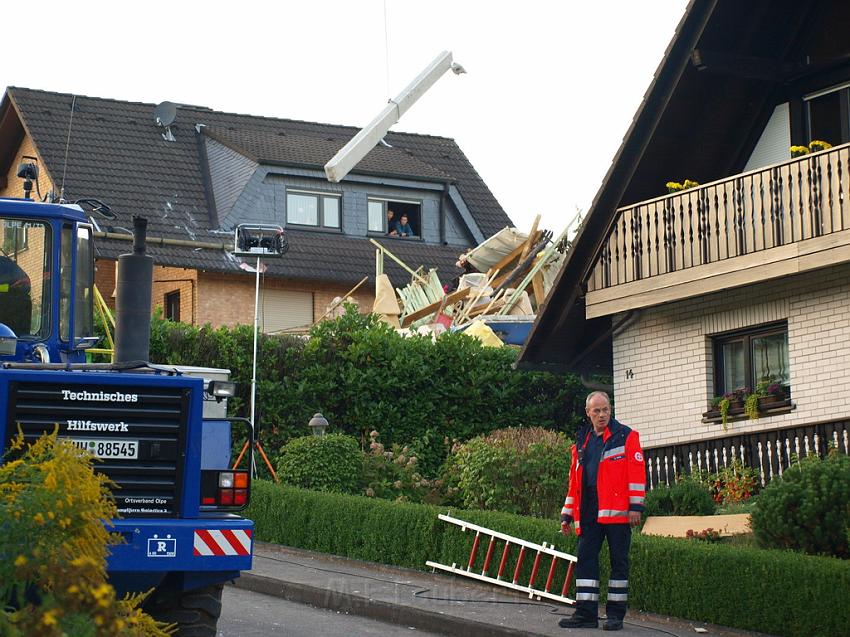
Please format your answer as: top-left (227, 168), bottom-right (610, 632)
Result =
top-left (426, 513), bottom-right (578, 605)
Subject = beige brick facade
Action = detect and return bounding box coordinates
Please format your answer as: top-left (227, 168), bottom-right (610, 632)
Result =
top-left (612, 262), bottom-right (850, 449)
top-left (0, 134), bottom-right (54, 200)
top-left (193, 271), bottom-right (373, 329)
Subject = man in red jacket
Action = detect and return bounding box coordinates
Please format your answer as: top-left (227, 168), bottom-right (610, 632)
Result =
top-left (558, 391), bottom-right (645, 631)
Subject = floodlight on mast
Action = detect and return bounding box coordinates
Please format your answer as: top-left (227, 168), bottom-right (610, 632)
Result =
top-left (324, 50), bottom-right (466, 183)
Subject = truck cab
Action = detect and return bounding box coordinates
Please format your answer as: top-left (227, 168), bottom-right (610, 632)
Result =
top-left (0, 197), bottom-right (254, 635)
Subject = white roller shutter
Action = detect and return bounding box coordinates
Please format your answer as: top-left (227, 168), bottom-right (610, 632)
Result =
top-left (261, 289), bottom-right (313, 332)
top-left (744, 103), bottom-right (791, 172)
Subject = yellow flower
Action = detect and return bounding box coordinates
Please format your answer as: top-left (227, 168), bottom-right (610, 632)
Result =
top-left (790, 145), bottom-right (810, 157)
top-left (33, 512), bottom-right (45, 525)
top-left (42, 609), bottom-right (58, 626)
top-left (14, 555), bottom-right (27, 567)
top-left (809, 139), bottom-right (832, 152)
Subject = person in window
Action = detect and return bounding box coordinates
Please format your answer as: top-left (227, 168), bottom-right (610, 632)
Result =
top-left (396, 213), bottom-right (415, 238)
top-left (386, 209), bottom-right (399, 236)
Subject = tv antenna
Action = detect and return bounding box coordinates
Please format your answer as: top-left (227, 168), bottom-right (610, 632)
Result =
top-left (154, 101), bottom-right (177, 142)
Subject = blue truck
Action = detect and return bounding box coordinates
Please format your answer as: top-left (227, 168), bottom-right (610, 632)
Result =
top-left (0, 192), bottom-right (254, 635)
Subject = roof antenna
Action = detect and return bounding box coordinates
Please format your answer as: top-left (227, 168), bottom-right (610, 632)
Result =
top-left (59, 95), bottom-right (77, 203)
top-left (154, 101), bottom-right (177, 142)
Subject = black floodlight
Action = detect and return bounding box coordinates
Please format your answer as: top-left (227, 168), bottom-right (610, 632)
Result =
top-left (233, 224), bottom-right (288, 258)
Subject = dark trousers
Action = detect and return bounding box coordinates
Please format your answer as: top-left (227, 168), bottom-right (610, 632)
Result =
top-left (574, 492), bottom-right (631, 620)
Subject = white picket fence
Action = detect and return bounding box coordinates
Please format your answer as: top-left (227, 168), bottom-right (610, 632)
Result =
top-left (645, 424), bottom-right (850, 489)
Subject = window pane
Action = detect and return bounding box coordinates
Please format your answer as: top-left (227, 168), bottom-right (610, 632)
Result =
top-left (368, 201), bottom-right (384, 232)
top-left (752, 332), bottom-right (789, 386)
top-left (60, 226), bottom-right (72, 341)
top-left (721, 340), bottom-right (746, 392)
top-left (0, 218), bottom-right (51, 338)
top-left (323, 197), bottom-right (340, 228)
top-left (74, 227), bottom-right (93, 339)
top-left (287, 193), bottom-right (318, 226)
top-left (808, 91), bottom-right (845, 145)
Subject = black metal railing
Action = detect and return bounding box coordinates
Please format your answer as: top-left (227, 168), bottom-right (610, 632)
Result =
top-left (643, 419), bottom-right (850, 489)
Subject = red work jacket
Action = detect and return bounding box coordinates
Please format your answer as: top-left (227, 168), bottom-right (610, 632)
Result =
top-left (560, 419), bottom-right (646, 535)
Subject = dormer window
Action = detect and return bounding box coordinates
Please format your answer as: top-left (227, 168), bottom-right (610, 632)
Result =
top-left (286, 190), bottom-right (341, 229)
top-left (368, 198), bottom-right (421, 238)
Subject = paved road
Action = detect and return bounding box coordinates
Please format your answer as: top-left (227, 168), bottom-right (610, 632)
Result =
top-left (218, 585), bottom-right (445, 636)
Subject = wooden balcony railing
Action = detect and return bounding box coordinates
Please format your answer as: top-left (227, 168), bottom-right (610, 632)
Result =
top-left (587, 142), bottom-right (850, 292)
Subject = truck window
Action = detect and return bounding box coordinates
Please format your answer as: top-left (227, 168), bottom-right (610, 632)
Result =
top-left (75, 226), bottom-right (94, 338)
top-left (0, 217), bottom-right (51, 338)
top-left (60, 225), bottom-right (72, 341)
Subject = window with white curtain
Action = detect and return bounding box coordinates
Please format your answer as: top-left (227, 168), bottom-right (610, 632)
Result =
top-left (286, 190), bottom-right (341, 229)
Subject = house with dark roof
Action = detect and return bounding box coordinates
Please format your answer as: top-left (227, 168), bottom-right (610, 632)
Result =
top-left (0, 87), bottom-right (511, 331)
top-left (519, 0), bottom-right (850, 487)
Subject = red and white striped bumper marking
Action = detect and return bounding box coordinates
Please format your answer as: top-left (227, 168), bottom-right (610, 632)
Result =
top-left (193, 529), bottom-right (252, 557)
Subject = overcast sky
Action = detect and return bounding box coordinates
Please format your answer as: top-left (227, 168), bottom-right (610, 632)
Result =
top-left (2, 0), bottom-right (689, 237)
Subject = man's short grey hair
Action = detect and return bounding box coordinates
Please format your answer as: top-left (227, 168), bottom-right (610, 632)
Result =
top-left (585, 391), bottom-right (611, 408)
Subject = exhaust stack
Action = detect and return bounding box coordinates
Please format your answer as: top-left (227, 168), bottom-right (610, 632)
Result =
top-left (114, 216), bottom-right (153, 363)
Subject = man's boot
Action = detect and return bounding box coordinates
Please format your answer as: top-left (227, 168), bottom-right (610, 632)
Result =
top-left (559, 613), bottom-right (599, 629)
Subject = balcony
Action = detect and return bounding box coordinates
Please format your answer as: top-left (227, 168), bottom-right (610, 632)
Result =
top-left (584, 143), bottom-right (850, 318)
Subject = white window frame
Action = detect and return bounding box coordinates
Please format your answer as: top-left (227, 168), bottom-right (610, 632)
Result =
top-left (286, 189), bottom-right (342, 230)
top-left (367, 197), bottom-right (423, 235)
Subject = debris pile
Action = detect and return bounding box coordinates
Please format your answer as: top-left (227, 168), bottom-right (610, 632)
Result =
top-left (370, 213), bottom-right (579, 346)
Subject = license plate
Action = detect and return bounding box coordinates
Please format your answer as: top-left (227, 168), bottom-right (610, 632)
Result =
top-left (66, 438), bottom-right (139, 459)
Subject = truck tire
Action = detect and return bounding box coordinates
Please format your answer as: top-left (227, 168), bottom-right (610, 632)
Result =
top-left (144, 582), bottom-right (223, 637)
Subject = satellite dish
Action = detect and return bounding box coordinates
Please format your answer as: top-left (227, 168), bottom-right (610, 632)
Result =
top-left (154, 101), bottom-right (177, 127)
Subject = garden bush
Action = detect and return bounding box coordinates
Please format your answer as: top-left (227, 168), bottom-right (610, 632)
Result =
top-left (643, 478), bottom-right (715, 516)
top-left (276, 434), bottom-right (362, 494)
top-left (149, 307), bottom-right (586, 476)
top-left (1, 431), bottom-right (168, 636)
top-left (441, 427), bottom-right (570, 518)
top-left (750, 451), bottom-right (850, 558)
top-left (361, 430), bottom-right (438, 503)
top-left (247, 480), bottom-right (850, 637)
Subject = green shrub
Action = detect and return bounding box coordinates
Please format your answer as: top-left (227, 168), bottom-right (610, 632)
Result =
top-left (149, 308), bottom-right (586, 475)
top-left (446, 427), bottom-right (570, 518)
top-left (751, 451), bottom-right (850, 558)
top-left (361, 430), bottom-right (438, 503)
top-left (246, 480), bottom-right (850, 637)
top-left (644, 478), bottom-right (715, 516)
top-left (276, 434), bottom-right (362, 494)
top-left (643, 484), bottom-right (674, 516)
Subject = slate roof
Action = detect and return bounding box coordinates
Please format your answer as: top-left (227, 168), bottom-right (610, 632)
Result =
top-left (3, 87), bottom-right (512, 286)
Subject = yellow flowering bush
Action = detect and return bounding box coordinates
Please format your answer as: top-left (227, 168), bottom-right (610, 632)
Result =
top-left (666, 179), bottom-right (699, 194)
top-left (790, 145), bottom-right (810, 158)
top-left (808, 139), bottom-right (832, 152)
top-left (0, 430), bottom-right (171, 637)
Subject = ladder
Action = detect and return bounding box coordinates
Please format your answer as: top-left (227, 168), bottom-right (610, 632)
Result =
top-left (426, 514), bottom-right (578, 605)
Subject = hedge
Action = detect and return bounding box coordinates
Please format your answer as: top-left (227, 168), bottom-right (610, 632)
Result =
top-left (149, 309), bottom-right (586, 473)
top-left (246, 480), bottom-right (850, 637)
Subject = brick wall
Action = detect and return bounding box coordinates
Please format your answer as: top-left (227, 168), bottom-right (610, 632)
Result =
top-left (0, 134), bottom-right (54, 200)
top-left (613, 262), bottom-right (850, 449)
top-left (94, 259), bottom-right (116, 310)
top-left (152, 265), bottom-right (197, 323)
top-left (194, 271), bottom-right (373, 329)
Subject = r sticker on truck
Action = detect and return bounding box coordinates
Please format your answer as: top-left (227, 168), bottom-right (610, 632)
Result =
top-left (147, 534), bottom-right (177, 558)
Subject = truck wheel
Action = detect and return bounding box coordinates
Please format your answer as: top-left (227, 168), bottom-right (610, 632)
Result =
top-left (144, 582), bottom-right (223, 637)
